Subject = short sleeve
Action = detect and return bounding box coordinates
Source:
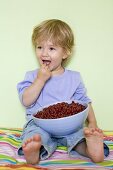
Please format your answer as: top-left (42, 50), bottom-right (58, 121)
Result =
top-left (17, 71), bottom-right (36, 106)
top-left (74, 73), bottom-right (92, 104)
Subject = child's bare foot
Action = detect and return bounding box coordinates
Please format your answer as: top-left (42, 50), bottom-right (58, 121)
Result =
top-left (84, 127), bottom-right (104, 163)
top-left (22, 134), bottom-right (41, 164)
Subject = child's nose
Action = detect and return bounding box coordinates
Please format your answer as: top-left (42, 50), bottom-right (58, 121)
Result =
top-left (42, 49), bottom-right (49, 57)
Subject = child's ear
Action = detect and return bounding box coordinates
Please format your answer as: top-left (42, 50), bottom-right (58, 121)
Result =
top-left (63, 55), bottom-right (68, 59)
top-left (63, 51), bottom-right (71, 59)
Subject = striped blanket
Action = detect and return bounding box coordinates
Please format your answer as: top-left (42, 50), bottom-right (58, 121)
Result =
top-left (0, 128), bottom-right (113, 170)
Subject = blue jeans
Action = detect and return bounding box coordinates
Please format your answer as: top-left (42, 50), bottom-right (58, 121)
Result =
top-left (18, 119), bottom-right (109, 160)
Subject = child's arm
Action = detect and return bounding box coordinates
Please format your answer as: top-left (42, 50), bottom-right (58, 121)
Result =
top-left (87, 103), bottom-right (98, 128)
top-left (22, 64), bottom-right (51, 107)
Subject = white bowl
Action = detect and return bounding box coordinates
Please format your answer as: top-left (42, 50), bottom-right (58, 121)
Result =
top-left (33, 101), bottom-right (89, 136)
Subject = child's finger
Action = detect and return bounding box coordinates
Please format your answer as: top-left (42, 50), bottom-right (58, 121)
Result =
top-left (46, 64), bottom-right (50, 70)
top-left (41, 63), bottom-right (47, 69)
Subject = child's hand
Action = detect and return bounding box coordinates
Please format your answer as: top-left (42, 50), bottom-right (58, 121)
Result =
top-left (37, 63), bottom-right (51, 82)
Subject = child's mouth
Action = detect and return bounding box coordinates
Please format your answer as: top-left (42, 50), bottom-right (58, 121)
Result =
top-left (42, 60), bottom-right (51, 65)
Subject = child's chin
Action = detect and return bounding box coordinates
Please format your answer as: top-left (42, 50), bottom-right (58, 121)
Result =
top-left (49, 66), bottom-right (53, 71)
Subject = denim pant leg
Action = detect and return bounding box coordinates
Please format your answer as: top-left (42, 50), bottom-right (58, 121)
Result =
top-left (66, 128), bottom-right (85, 157)
top-left (18, 119), bottom-right (57, 160)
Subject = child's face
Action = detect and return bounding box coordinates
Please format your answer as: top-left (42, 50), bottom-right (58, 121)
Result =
top-left (35, 40), bottom-right (68, 72)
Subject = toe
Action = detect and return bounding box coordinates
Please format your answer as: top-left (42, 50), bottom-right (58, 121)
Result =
top-left (33, 134), bottom-right (41, 141)
top-left (84, 127), bottom-right (90, 133)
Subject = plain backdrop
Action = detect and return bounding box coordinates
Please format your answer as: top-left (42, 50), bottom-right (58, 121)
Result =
top-left (0, 0), bottom-right (113, 129)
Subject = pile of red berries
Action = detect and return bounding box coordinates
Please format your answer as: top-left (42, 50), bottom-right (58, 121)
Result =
top-left (34, 101), bottom-right (86, 119)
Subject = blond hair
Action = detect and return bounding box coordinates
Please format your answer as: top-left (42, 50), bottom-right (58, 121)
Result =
top-left (32, 19), bottom-right (75, 65)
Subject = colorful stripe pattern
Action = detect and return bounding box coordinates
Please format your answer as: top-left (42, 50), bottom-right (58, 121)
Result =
top-left (0, 128), bottom-right (113, 170)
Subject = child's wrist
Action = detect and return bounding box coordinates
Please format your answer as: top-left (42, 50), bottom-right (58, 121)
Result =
top-left (88, 122), bottom-right (98, 128)
top-left (35, 77), bottom-right (46, 85)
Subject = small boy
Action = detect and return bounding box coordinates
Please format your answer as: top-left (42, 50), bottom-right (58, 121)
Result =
top-left (17, 19), bottom-right (109, 164)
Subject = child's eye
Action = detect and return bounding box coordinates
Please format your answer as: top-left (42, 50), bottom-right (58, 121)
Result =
top-left (37, 46), bottom-right (42, 49)
top-left (50, 47), bottom-right (55, 51)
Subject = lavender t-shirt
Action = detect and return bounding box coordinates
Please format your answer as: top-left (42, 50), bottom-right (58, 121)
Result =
top-left (17, 69), bottom-right (91, 121)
